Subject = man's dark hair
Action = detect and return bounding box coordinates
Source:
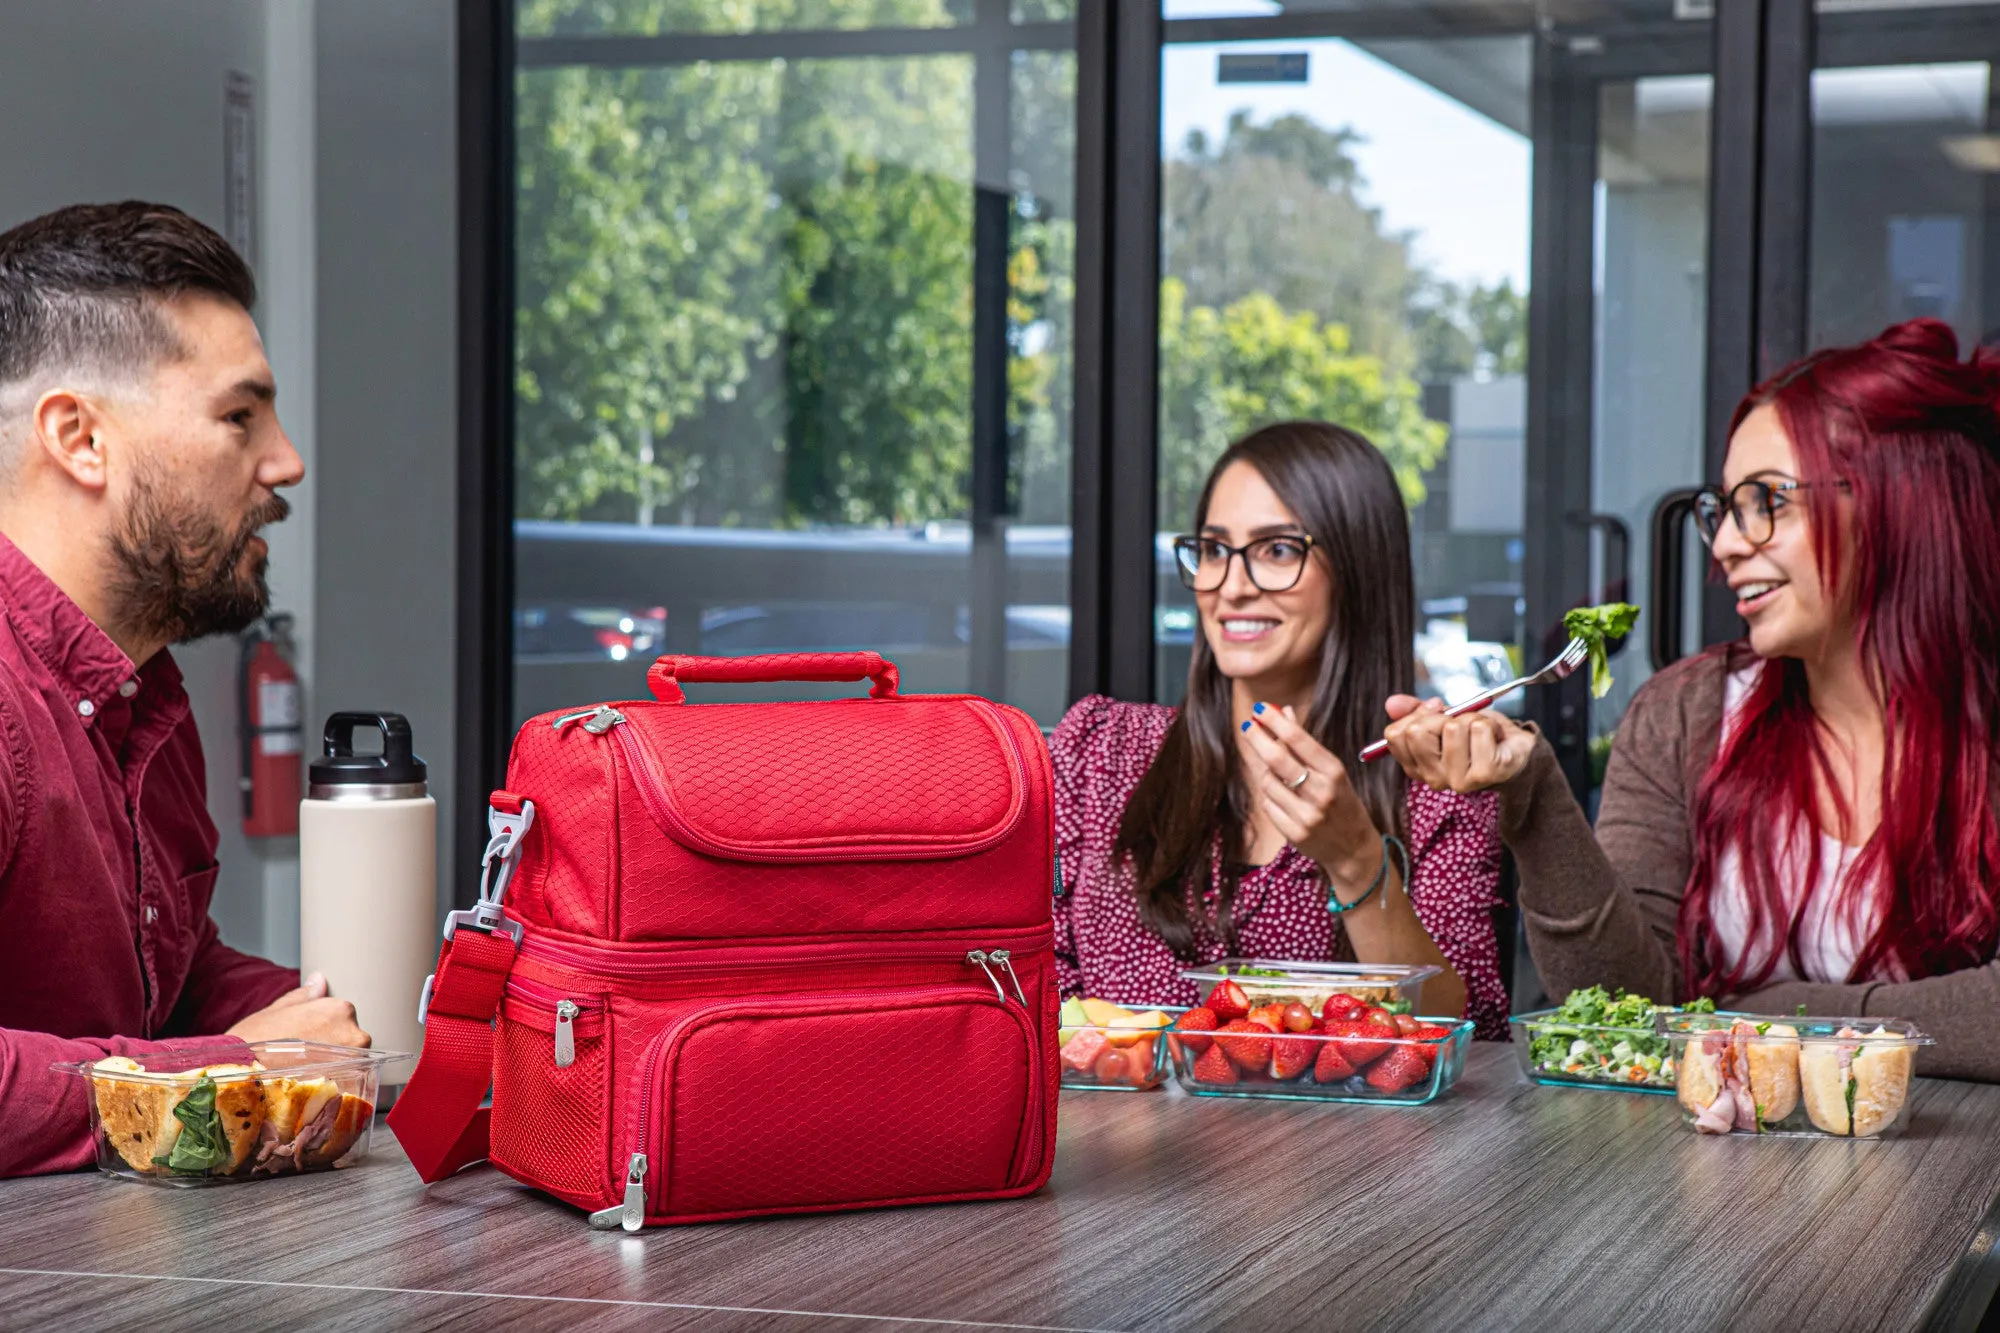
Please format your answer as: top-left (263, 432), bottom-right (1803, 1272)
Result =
top-left (0, 201), bottom-right (256, 394)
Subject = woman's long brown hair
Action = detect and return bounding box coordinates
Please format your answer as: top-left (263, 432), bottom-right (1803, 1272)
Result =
top-left (1114, 421), bottom-right (1415, 957)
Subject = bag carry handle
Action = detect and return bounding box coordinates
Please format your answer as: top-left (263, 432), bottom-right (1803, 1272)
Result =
top-left (647, 651), bottom-right (901, 704)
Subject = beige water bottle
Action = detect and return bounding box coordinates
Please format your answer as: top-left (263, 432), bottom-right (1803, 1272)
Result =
top-left (299, 712), bottom-right (434, 1078)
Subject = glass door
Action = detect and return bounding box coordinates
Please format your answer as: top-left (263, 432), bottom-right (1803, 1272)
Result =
top-left (1808, 5), bottom-right (2000, 350)
top-left (1151, 2), bottom-right (1714, 799)
top-left (509, 3), bottom-right (1078, 729)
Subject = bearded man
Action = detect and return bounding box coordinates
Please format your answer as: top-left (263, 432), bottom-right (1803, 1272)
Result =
top-left (0, 202), bottom-right (367, 1176)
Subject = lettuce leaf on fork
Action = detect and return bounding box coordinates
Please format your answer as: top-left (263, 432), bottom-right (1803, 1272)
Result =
top-left (1562, 602), bottom-right (1640, 699)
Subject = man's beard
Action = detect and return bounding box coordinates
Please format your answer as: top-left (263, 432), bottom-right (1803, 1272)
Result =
top-left (106, 470), bottom-right (288, 646)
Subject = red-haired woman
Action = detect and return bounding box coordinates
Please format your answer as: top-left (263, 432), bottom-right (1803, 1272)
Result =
top-left (1052, 421), bottom-right (1508, 1037)
top-left (1381, 318), bottom-right (2000, 1076)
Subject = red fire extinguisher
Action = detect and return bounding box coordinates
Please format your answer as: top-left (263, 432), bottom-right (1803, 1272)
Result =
top-left (239, 613), bottom-right (303, 837)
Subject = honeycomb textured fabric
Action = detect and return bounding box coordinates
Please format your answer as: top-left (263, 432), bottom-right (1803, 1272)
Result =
top-left (662, 999), bottom-right (1031, 1215)
top-left (1049, 696), bottom-right (1509, 1039)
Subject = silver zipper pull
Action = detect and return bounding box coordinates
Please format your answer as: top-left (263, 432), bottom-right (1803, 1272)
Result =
top-left (582, 706), bottom-right (626, 735)
top-left (989, 949), bottom-right (1028, 1006)
top-left (585, 1152), bottom-right (648, 1231)
top-left (553, 999), bottom-right (579, 1068)
top-left (551, 707), bottom-right (600, 731)
top-left (965, 950), bottom-right (1005, 1001)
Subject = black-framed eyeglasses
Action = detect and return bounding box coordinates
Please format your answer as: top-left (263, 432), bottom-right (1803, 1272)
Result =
top-left (1171, 532), bottom-right (1316, 593)
top-left (1693, 478), bottom-right (1847, 548)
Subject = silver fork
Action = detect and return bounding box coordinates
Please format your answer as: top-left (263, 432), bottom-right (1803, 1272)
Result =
top-left (1359, 636), bottom-right (1591, 763)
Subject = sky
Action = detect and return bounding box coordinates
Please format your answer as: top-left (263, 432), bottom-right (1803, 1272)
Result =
top-left (1159, 36), bottom-right (1533, 292)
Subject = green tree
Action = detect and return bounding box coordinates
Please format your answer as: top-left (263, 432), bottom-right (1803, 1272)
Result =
top-left (513, 0), bottom-right (982, 526)
top-left (1156, 277), bottom-right (1448, 529)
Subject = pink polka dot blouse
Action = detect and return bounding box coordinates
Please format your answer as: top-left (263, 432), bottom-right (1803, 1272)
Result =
top-left (1050, 695), bottom-right (1510, 1040)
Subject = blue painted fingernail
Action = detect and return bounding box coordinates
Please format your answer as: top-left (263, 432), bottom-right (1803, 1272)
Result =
top-left (1252, 702), bottom-right (1265, 715)
top-left (1241, 720), bottom-right (1251, 732)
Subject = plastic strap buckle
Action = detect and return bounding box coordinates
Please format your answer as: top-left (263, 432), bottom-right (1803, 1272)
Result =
top-left (420, 799), bottom-right (536, 1025)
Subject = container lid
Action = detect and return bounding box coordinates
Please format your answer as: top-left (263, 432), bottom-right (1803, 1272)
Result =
top-left (309, 712), bottom-right (426, 795)
top-left (1180, 959), bottom-right (1441, 989)
top-left (1658, 1012), bottom-right (1935, 1046)
top-left (52, 1040), bottom-right (410, 1085)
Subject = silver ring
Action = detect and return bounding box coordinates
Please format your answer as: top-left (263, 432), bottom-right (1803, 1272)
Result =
top-left (1286, 770), bottom-right (1310, 791)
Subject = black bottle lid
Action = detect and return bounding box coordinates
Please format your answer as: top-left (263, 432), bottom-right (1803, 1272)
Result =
top-left (309, 712), bottom-right (427, 797)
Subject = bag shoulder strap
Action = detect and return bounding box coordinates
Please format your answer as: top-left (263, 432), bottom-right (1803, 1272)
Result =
top-left (387, 793), bottom-right (536, 1182)
top-left (387, 927), bottom-right (516, 1181)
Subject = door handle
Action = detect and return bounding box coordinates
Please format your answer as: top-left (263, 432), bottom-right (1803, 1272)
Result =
top-left (1582, 513), bottom-right (1633, 659)
top-left (1649, 489), bottom-right (1702, 670)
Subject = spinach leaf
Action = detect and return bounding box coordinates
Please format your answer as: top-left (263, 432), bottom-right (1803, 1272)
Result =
top-left (151, 1075), bottom-right (230, 1175)
top-left (1562, 603), bottom-right (1640, 699)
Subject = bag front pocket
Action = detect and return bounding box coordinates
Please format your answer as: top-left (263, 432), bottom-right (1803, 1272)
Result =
top-left (637, 985), bottom-right (1040, 1220)
top-left (491, 979), bottom-right (611, 1205)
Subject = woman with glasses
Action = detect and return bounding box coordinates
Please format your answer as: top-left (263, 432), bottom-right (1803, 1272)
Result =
top-left (1050, 421), bottom-right (1508, 1036)
top-left (1379, 318), bottom-right (2000, 1077)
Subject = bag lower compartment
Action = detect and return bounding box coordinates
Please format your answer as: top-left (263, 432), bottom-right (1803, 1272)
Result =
top-left (638, 985), bottom-right (1041, 1219)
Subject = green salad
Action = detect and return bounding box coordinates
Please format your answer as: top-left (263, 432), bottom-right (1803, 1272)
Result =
top-left (1563, 602), bottom-right (1640, 699)
top-left (1524, 987), bottom-right (1715, 1089)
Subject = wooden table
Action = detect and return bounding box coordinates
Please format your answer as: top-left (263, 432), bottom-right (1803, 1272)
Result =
top-left (5, 1044), bottom-right (1999, 1331)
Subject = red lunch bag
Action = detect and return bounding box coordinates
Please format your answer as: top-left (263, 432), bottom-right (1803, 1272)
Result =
top-left (388, 652), bottom-right (1059, 1227)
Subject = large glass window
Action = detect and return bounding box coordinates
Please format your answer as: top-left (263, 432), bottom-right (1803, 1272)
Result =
top-left (511, 3), bottom-right (1075, 725)
top-left (1153, 31), bottom-right (1533, 706)
top-left (1808, 33), bottom-right (2000, 348)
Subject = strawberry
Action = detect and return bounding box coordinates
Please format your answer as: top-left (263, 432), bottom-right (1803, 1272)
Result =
top-left (1320, 993), bottom-right (1366, 1026)
top-left (1060, 1028), bottom-right (1108, 1073)
top-left (1393, 1013), bottom-right (1419, 1036)
top-left (1407, 1023), bottom-right (1455, 1071)
top-left (1313, 1041), bottom-right (1357, 1083)
top-left (1280, 1002), bottom-right (1317, 1034)
top-left (1214, 1018), bottom-right (1278, 1071)
top-left (1364, 1045), bottom-right (1432, 1094)
top-left (1170, 1007), bottom-right (1219, 1055)
top-left (1246, 1002), bottom-right (1289, 1032)
top-left (1207, 979), bottom-right (1251, 1022)
top-left (1192, 1043), bottom-right (1239, 1085)
top-left (1327, 1018), bottom-right (1392, 1068)
top-left (1270, 1034), bottom-right (1316, 1081)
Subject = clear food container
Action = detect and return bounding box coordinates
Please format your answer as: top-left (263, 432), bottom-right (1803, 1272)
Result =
top-left (1058, 1002), bottom-right (1182, 1091)
top-left (1659, 1014), bottom-right (1933, 1137)
top-left (1180, 959), bottom-right (1439, 1016)
top-left (1510, 1007), bottom-right (1690, 1095)
top-left (54, 1041), bottom-right (403, 1185)
top-left (1165, 1016), bottom-right (1474, 1105)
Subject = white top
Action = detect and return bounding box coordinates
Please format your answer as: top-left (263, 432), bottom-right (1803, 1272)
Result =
top-left (1706, 664), bottom-right (1881, 985)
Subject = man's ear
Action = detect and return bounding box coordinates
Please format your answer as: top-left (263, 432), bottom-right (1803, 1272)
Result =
top-left (31, 388), bottom-right (110, 492)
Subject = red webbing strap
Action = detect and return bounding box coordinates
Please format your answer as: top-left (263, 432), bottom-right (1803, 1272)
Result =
top-left (387, 928), bottom-right (516, 1182)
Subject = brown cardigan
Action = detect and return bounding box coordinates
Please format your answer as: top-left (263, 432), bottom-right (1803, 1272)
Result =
top-left (1502, 646), bottom-right (2000, 1079)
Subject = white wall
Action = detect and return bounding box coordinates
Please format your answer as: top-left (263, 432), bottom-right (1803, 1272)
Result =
top-left (0, 0), bottom-right (310, 963)
top-left (313, 0), bottom-right (460, 927)
top-left (0, 0), bottom-right (461, 962)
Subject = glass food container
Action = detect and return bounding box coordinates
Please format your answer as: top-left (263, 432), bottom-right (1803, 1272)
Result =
top-left (1659, 1013), bottom-right (1933, 1137)
top-left (1058, 1003), bottom-right (1182, 1091)
top-left (1165, 1016), bottom-right (1474, 1106)
top-left (1510, 1007), bottom-right (1686, 1095)
top-left (54, 1041), bottom-right (404, 1185)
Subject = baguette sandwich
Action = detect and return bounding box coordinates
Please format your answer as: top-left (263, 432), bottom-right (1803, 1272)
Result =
top-left (253, 1076), bottom-right (373, 1172)
top-left (1677, 1020), bottom-right (1801, 1133)
top-left (91, 1058), bottom-right (267, 1175)
top-left (1799, 1026), bottom-right (1914, 1137)
top-left (89, 1058), bottom-right (373, 1176)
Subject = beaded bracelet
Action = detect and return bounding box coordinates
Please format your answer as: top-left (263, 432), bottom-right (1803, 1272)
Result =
top-left (1326, 833), bottom-right (1409, 915)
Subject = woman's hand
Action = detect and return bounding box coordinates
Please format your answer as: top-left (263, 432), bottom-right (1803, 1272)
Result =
top-left (1380, 695), bottom-right (1534, 794)
top-left (1240, 704), bottom-right (1382, 894)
